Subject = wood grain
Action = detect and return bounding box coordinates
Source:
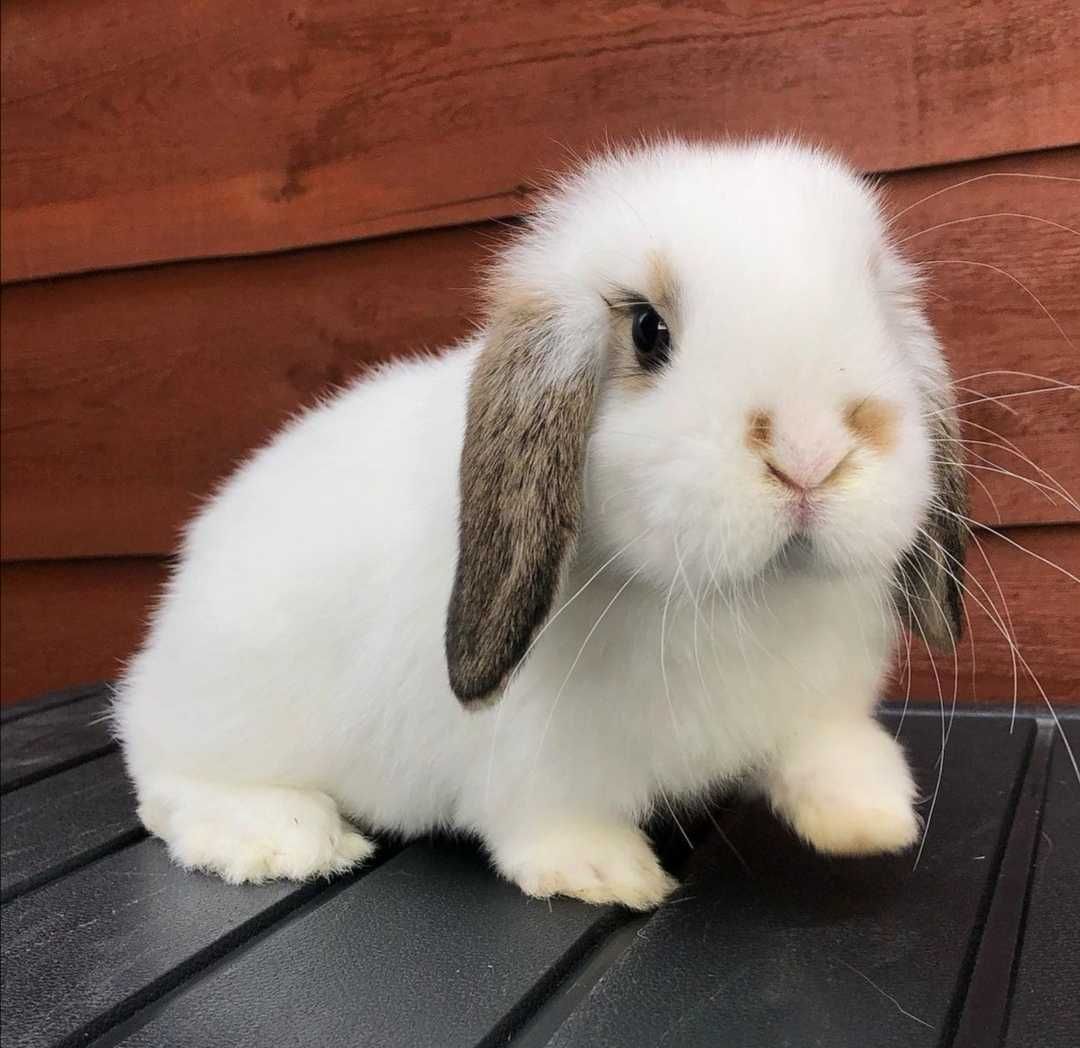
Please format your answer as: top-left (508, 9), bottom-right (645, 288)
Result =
top-left (2, 526), bottom-right (1075, 704)
top-left (3, 0), bottom-right (1079, 282)
top-left (0, 557), bottom-right (168, 703)
top-left (3, 150), bottom-right (1076, 561)
top-left (0, 222), bottom-right (486, 561)
top-left (893, 525), bottom-right (1079, 708)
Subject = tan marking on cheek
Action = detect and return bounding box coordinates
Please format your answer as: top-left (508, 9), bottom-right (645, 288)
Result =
top-left (746, 410), bottom-right (773, 451)
top-left (846, 397), bottom-right (900, 453)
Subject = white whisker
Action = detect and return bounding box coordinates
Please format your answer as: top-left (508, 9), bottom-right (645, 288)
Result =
top-left (933, 386), bottom-right (1079, 415)
top-left (528, 563), bottom-right (647, 786)
top-left (917, 259), bottom-right (1077, 353)
top-left (484, 529), bottom-right (648, 810)
top-left (899, 211), bottom-right (1080, 245)
top-left (890, 170), bottom-right (1080, 222)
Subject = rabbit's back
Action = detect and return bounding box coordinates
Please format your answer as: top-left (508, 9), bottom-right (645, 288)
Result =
top-left (115, 343), bottom-right (479, 813)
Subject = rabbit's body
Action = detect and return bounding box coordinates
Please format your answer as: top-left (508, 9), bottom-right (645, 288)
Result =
top-left (116, 140), bottom-right (962, 907)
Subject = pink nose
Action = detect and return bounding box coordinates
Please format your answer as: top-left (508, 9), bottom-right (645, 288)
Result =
top-left (766, 451), bottom-right (850, 492)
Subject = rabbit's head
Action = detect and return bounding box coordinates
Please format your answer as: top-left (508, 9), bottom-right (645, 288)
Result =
top-left (447, 140), bottom-right (966, 706)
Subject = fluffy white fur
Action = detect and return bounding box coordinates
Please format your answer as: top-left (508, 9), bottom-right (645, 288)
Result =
top-left (115, 140), bottom-right (947, 907)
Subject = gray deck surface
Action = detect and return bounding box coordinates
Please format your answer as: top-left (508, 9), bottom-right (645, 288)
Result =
top-left (1, 685), bottom-right (1076, 1048)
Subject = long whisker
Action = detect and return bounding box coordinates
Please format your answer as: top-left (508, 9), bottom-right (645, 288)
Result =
top-left (916, 259), bottom-right (1077, 352)
top-left (931, 457), bottom-right (1066, 506)
top-left (893, 571), bottom-right (917, 735)
top-left (902, 548), bottom-right (950, 871)
top-left (919, 516), bottom-right (1079, 783)
top-left (950, 384), bottom-right (1020, 418)
top-left (926, 501), bottom-right (1078, 756)
top-left (485, 529), bottom-right (648, 809)
top-left (658, 785), bottom-right (695, 851)
top-left (898, 212), bottom-right (1080, 245)
top-left (919, 515), bottom-right (1020, 726)
top-left (929, 386), bottom-right (1079, 415)
top-left (674, 533), bottom-right (713, 708)
top-left (528, 563), bottom-right (647, 785)
top-left (962, 520), bottom-right (1080, 587)
top-left (949, 370), bottom-right (1080, 389)
top-left (957, 415), bottom-right (1074, 481)
top-left (518, 529), bottom-right (649, 667)
top-left (890, 171), bottom-right (1080, 221)
top-left (948, 438), bottom-right (1079, 514)
top-left (659, 561), bottom-right (683, 754)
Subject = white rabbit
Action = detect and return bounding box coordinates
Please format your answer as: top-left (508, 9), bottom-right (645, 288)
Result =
top-left (114, 138), bottom-right (966, 909)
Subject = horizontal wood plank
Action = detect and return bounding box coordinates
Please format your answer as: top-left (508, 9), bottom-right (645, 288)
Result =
top-left (0, 559), bottom-right (167, 703)
top-left (3, 0), bottom-right (1079, 281)
top-left (2, 150), bottom-right (1076, 563)
top-left (1, 526), bottom-right (1076, 706)
top-left (0, 222), bottom-right (485, 561)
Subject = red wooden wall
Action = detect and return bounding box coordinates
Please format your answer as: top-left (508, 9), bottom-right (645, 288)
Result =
top-left (2, 1), bottom-right (1078, 703)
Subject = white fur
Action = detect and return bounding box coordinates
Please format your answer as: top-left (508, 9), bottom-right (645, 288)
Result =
top-left (115, 140), bottom-right (945, 907)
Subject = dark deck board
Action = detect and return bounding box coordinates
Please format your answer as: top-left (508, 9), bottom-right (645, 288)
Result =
top-left (1, 684), bottom-right (109, 725)
top-left (0, 686), bottom-right (1075, 1048)
top-left (1, 752), bottom-right (141, 903)
top-left (0, 684), bottom-right (115, 792)
top-left (1003, 724), bottom-right (1080, 1048)
top-left (112, 842), bottom-right (621, 1048)
top-left (543, 716), bottom-right (1032, 1048)
top-left (0, 841), bottom-right (324, 1048)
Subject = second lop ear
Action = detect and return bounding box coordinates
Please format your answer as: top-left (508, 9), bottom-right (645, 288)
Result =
top-left (893, 394), bottom-right (968, 650)
top-left (445, 303), bottom-right (605, 707)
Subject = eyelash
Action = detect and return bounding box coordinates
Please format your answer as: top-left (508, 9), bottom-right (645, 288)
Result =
top-left (604, 290), bottom-right (652, 315)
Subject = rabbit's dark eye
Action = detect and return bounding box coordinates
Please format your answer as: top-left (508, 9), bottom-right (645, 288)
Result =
top-left (631, 305), bottom-right (672, 370)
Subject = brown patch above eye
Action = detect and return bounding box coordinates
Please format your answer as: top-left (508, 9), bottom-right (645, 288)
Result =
top-left (846, 396), bottom-right (899, 452)
top-left (605, 252), bottom-right (681, 394)
top-left (746, 409), bottom-right (773, 450)
top-left (645, 251), bottom-right (680, 319)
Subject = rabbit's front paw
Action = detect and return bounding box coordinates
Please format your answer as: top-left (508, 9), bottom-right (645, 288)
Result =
top-left (783, 790), bottom-right (920, 856)
top-left (767, 716), bottom-right (920, 857)
top-left (493, 821), bottom-right (677, 910)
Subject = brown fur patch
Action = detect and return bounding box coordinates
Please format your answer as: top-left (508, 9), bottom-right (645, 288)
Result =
top-left (609, 251), bottom-right (681, 394)
top-left (644, 250), bottom-right (680, 320)
top-left (446, 301), bottom-right (601, 706)
top-left (746, 410), bottom-right (773, 450)
top-left (846, 397), bottom-right (900, 453)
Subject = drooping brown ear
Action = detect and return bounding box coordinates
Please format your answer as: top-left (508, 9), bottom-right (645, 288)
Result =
top-left (893, 399), bottom-right (968, 649)
top-left (446, 301), bottom-right (604, 707)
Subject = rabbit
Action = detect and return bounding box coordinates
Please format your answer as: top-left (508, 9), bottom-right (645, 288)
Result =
top-left (114, 137), bottom-right (966, 910)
